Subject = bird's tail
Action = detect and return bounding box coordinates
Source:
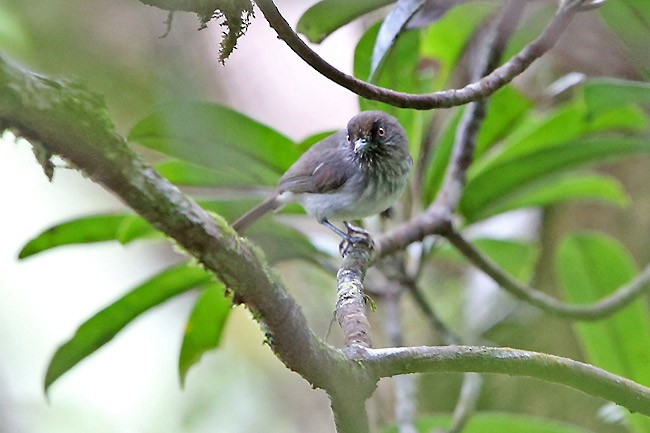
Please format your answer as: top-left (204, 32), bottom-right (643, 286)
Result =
top-left (232, 194), bottom-right (281, 233)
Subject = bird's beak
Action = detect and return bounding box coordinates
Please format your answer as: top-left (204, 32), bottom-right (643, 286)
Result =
top-left (354, 137), bottom-right (368, 153)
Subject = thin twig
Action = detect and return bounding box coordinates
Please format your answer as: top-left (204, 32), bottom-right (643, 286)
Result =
top-left (254, 0), bottom-right (595, 110)
top-left (404, 280), bottom-right (459, 345)
top-left (433, 373), bottom-right (483, 433)
top-left (445, 229), bottom-right (650, 321)
top-left (376, 0), bottom-right (523, 256)
top-left (434, 0), bottom-right (525, 213)
top-left (362, 345), bottom-right (650, 417)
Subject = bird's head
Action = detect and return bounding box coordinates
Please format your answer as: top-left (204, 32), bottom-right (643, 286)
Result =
top-left (346, 111), bottom-right (408, 159)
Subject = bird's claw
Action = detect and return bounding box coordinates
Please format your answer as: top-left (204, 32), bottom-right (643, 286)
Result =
top-left (338, 222), bottom-right (374, 256)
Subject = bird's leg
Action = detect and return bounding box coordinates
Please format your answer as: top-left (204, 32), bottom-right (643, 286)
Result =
top-left (320, 219), bottom-right (349, 240)
top-left (320, 219), bottom-right (373, 256)
top-left (343, 221), bottom-right (371, 239)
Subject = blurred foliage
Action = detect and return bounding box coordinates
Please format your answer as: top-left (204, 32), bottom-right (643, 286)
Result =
top-left (382, 412), bottom-right (594, 433)
top-left (557, 233), bottom-right (650, 433)
top-left (4, 0), bottom-right (650, 432)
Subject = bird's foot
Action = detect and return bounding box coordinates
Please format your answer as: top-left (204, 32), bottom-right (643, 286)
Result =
top-left (338, 222), bottom-right (374, 256)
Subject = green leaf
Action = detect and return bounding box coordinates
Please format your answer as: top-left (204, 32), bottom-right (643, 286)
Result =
top-left (423, 85), bottom-right (533, 205)
top-left (128, 102), bottom-right (299, 186)
top-left (296, 130), bottom-right (337, 153)
top-left (422, 108), bottom-right (462, 205)
top-left (476, 102), bottom-right (647, 172)
top-left (420, 2), bottom-right (494, 87)
top-left (297, 0), bottom-right (394, 43)
top-left (0, 5), bottom-right (31, 56)
top-left (248, 220), bottom-right (326, 264)
top-left (371, 0), bottom-right (426, 75)
top-left (354, 22), bottom-right (424, 156)
top-left (200, 200), bottom-right (324, 264)
top-left (467, 173), bottom-right (629, 223)
top-left (179, 282), bottom-right (231, 386)
top-left (475, 85), bottom-right (533, 158)
top-left (556, 233), bottom-right (650, 432)
top-left (19, 214), bottom-right (134, 259)
top-left (436, 238), bottom-right (538, 282)
top-left (382, 412), bottom-right (594, 433)
top-left (44, 263), bottom-right (214, 393)
top-left (115, 215), bottom-right (159, 244)
top-left (584, 78), bottom-right (650, 112)
top-left (460, 137), bottom-right (650, 222)
top-left (599, 0), bottom-right (650, 77)
top-left (156, 160), bottom-right (265, 187)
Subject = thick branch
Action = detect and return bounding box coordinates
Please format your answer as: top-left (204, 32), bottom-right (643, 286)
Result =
top-left (337, 243), bottom-right (373, 350)
top-left (254, 0), bottom-right (588, 110)
top-left (445, 229), bottom-right (650, 321)
top-left (0, 53), bottom-right (350, 392)
top-left (362, 345), bottom-right (650, 417)
top-left (0, 54), bottom-right (381, 433)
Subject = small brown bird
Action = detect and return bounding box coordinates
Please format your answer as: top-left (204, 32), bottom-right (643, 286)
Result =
top-left (233, 111), bottom-right (412, 243)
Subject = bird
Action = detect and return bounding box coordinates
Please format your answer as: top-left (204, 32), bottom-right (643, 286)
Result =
top-left (232, 110), bottom-right (412, 247)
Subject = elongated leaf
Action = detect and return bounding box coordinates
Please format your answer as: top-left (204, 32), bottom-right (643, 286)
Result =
top-left (128, 102), bottom-right (299, 186)
top-left (355, 22), bottom-right (424, 156)
top-left (584, 78), bottom-right (650, 112)
top-left (297, 0), bottom-right (394, 43)
top-left (424, 85), bottom-right (532, 205)
top-left (422, 107), bottom-right (462, 204)
top-left (476, 102), bottom-right (647, 172)
top-left (19, 214), bottom-right (137, 259)
top-left (371, 0), bottom-right (426, 75)
top-left (115, 215), bottom-right (159, 244)
top-left (460, 137), bottom-right (650, 221)
top-left (382, 411), bottom-right (594, 433)
top-left (200, 200), bottom-right (324, 264)
top-left (467, 173), bottom-right (629, 223)
top-left (475, 85), bottom-right (532, 157)
top-left (556, 233), bottom-right (650, 432)
top-left (179, 282), bottom-right (231, 386)
top-left (44, 263), bottom-right (214, 392)
top-left (420, 2), bottom-right (494, 87)
top-left (156, 160), bottom-right (265, 187)
top-left (297, 130), bottom-right (337, 153)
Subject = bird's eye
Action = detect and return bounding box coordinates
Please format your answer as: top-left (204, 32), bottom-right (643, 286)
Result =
top-left (346, 134), bottom-right (350, 142)
top-left (377, 127), bottom-right (385, 137)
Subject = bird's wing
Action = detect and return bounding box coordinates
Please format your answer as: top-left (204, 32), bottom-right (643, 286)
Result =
top-left (278, 129), bottom-right (354, 194)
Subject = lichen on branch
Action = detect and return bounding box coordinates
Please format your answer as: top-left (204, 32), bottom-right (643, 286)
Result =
top-left (139, 0), bottom-right (254, 62)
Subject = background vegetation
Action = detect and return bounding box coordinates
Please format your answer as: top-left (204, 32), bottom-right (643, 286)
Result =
top-left (1, 1), bottom-right (650, 432)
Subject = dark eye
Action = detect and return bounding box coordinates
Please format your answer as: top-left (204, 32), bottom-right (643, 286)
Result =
top-left (346, 134), bottom-right (350, 142)
top-left (377, 127), bottom-right (385, 137)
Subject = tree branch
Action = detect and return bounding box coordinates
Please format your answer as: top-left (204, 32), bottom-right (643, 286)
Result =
top-left (254, 0), bottom-right (593, 110)
top-left (434, 0), bottom-right (524, 213)
top-left (377, 0), bottom-right (524, 257)
top-left (337, 242), bottom-right (374, 351)
top-left (0, 51), bottom-right (382, 415)
top-left (445, 229), bottom-right (650, 321)
top-left (361, 345), bottom-right (650, 417)
top-left (0, 53), bottom-right (385, 433)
